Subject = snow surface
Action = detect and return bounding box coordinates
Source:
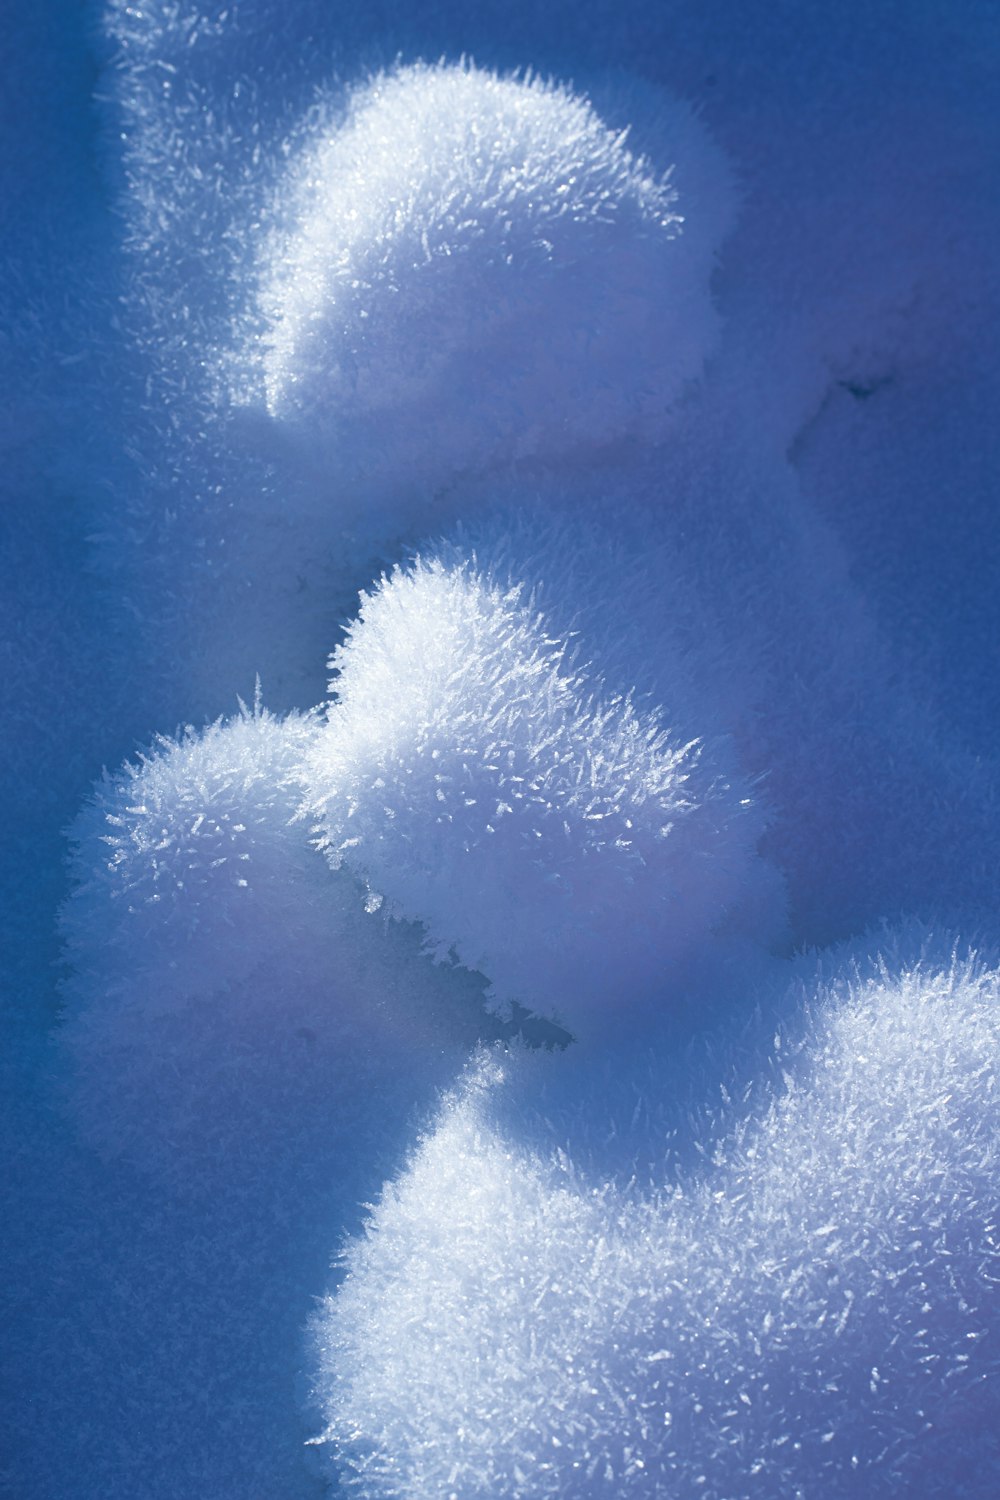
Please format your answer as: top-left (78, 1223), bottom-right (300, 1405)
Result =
top-left (256, 62), bottom-right (732, 498)
top-left (314, 940), bottom-right (1000, 1498)
top-left (304, 548), bottom-right (777, 1035)
top-left (3, 2), bottom-right (1000, 1498)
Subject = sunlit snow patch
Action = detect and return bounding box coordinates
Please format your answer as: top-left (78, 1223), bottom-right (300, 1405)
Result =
top-left (259, 60), bottom-right (733, 498)
top-left (312, 939), bottom-right (1000, 1497)
top-left (304, 550), bottom-right (776, 1037)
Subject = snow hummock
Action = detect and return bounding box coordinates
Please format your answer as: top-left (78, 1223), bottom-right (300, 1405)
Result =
top-left (59, 698), bottom-right (498, 1176)
top-left (259, 60), bottom-right (733, 496)
top-left (6, 6), bottom-right (998, 1498)
top-left (312, 938), bottom-right (1000, 1498)
top-left (304, 548), bottom-right (777, 1036)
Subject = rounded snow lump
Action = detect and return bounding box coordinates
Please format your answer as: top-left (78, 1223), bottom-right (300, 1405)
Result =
top-left (261, 60), bottom-right (733, 490)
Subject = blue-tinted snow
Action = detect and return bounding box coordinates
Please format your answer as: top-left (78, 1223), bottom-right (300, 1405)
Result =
top-left (2, 2), bottom-right (999, 1497)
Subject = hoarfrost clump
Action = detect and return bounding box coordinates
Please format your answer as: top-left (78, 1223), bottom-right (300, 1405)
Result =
top-left (259, 60), bottom-right (733, 499)
top-left (435, 502), bottom-right (749, 751)
top-left (304, 553), bottom-right (780, 1036)
top-left (313, 941), bottom-right (1000, 1498)
top-left (63, 699), bottom-right (324, 1014)
top-left (89, 43), bottom-right (734, 719)
top-left (60, 697), bottom-right (496, 1178)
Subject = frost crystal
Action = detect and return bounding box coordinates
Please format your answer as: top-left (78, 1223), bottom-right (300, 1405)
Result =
top-left (305, 552), bottom-right (773, 1035)
top-left (259, 60), bottom-right (732, 495)
top-left (314, 944), bottom-right (1000, 1497)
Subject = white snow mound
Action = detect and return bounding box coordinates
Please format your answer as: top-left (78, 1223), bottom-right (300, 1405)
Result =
top-left (313, 944), bottom-right (1000, 1497)
top-left (304, 551), bottom-right (770, 1034)
top-left (260, 60), bottom-right (733, 491)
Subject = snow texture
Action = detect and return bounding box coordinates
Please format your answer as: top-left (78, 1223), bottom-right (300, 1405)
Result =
top-left (63, 699), bottom-right (323, 1015)
top-left (60, 697), bottom-right (503, 1177)
top-left (4, 2), bottom-right (1000, 1498)
top-left (426, 481), bottom-right (1000, 950)
top-left (305, 547), bottom-right (779, 1035)
top-left (83, 39), bottom-right (731, 723)
top-left (258, 61), bottom-right (732, 499)
top-left (314, 941), bottom-right (1000, 1498)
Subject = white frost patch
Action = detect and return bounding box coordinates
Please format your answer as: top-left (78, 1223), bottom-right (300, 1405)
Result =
top-left (60, 698), bottom-right (494, 1179)
top-left (258, 60), bottom-right (733, 494)
top-left (304, 551), bottom-right (777, 1036)
top-left (312, 942), bottom-right (1000, 1497)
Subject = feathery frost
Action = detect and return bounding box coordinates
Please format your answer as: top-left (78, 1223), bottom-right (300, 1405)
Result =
top-left (62, 698), bottom-right (323, 1013)
top-left (443, 460), bottom-right (1000, 948)
top-left (258, 60), bottom-right (733, 496)
top-left (60, 698), bottom-right (499, 1178)
top-left (89, 40), bottom-right (734, 718)
top-left (8, 5), bottom-right (1000, 1500)
top-left (313, 940), bottom-right (1000, 1498)
top-left (304, 552), bottom-right (776, 1036)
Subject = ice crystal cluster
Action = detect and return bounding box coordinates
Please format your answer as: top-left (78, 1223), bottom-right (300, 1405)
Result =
top-left (259, 61), bottom-right (732, 495)
top-left (5, 5), bottom-right (1000, 1500)
top-left (60, 699), bottom-right (506, 1179)
top-left (305, 551), bottom-right (774, 1033)
top-left (315, 947), bottom-right (1000, 1498)
top-left (63, 704), bottom-right (322, 1013)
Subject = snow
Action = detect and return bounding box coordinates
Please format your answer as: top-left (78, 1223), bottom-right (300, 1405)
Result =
top-left (3, 1), bottom-right (1000, 1497)
top-left (304, 548), bottom-right (776, 1035)
top-left (314, 940), bottom-right (1000, 1498)
top-left (257, 61), bottom-right (732, 502)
